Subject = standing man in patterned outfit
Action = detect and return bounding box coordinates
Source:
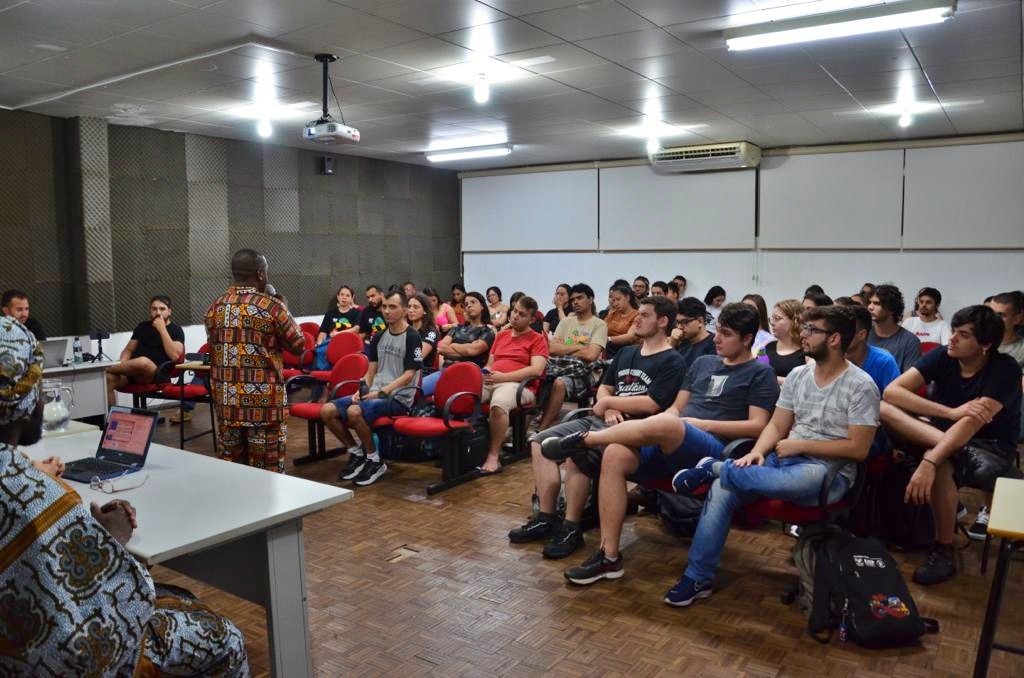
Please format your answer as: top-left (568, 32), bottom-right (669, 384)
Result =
top-left (206, 249), bottom-right (305, 473)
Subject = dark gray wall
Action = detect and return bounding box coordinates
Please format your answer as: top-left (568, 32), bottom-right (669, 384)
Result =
top-left (0, 107), bottom-right (461, 333)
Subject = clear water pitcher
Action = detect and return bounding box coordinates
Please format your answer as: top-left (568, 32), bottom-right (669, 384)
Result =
top-left (41, 378), bottom-right (74, 432)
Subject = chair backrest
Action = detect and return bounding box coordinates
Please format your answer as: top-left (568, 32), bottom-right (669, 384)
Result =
top-left (434, 362), bottom-right (482, 417)
top-left (300, 321), bottom-right (321, 337)
top-left (920, 341), bottom-right (940, 354)
top-left (329, 353), bottom-right (369, 396)
top-left (282, 331), bottom-right (316, 367)
top-left (326, 331), bottom-right (363, 364)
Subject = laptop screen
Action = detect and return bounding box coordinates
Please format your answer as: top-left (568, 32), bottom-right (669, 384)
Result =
top-left (99, 407), bottom-right (157, 463)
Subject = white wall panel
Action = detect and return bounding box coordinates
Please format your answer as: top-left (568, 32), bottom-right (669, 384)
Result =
top-left (759, 150), bottom-right (904, 249)
top-left (461, 169), bottom-right (598, 251)
top-left (904, 142), bottom-right (1024, 248)
top-left (599, 166), bottom-right (755, 250)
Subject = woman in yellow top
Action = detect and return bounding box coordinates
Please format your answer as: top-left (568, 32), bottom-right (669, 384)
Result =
top-left (603, 283), bottom-right (640, 358)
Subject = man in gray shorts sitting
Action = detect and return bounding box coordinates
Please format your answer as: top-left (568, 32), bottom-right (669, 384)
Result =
top-left (508, 296), bottom-right (686, 559)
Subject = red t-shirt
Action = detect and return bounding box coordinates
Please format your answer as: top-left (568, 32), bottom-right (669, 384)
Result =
top-left (490, 328), bottom-right (549, 374)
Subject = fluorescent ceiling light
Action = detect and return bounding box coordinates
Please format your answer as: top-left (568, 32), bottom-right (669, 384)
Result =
top-left (428, 134), bottom-right (508, 152)
top-left (724, 0), bottom-right (955, 51)
top-left (432, 57), bottom-right (528, 86)
top-left (510, 55), bottom-right (556, 68)
top-left (618, 122), bottom-right (707, 139)
top-left (426, 144), bottom-right (512, 162)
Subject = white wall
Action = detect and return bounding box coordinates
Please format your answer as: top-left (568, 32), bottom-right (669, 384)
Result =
top-left (462, 140), bottom-right (1024, 315)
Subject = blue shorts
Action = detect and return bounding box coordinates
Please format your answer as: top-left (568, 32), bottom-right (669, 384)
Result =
top-left (629, 421), bottom-right (726, 484)
top-left (331, 395), bottom-right (406, 424)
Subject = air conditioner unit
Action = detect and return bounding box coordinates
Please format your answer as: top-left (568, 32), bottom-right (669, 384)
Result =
top-left (648, 141), bottom-right (761, 172)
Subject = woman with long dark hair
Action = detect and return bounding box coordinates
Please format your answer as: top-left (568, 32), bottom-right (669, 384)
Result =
top-left (604, 284), bottom-right (639, 357)
top-left (407, 293), bottom-right (440, 372)
top-left (450, 283), bottom-right (467, 324)
top-left (544, 283), bottom-right (572, 335)
top-left (316, 284), bottom-right (361, 345)
top-left (741, 293), bottom-right (774, 353)
top-left (704, 285), bottom-right (726, 333)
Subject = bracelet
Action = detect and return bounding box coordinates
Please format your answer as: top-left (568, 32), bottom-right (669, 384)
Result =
top-left (921, 457), bottom-right (937, 468)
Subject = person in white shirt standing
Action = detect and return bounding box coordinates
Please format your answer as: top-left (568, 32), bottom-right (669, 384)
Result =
top-left (902, 286), bottom-right (951, 345)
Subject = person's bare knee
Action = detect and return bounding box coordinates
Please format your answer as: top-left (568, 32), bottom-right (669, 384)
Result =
top-left (320, 403), bottom-right (338, 423)
top-left (347, 404), bottom-right (364, 422)
top-left (601, 444), bottom-right (638, 478)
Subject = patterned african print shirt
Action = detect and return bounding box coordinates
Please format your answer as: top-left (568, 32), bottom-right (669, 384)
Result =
top-left (205, 286), bottom-right (305, 426)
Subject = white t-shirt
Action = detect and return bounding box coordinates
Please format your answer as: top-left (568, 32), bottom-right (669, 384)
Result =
top-left (901, 316), bottom-right (951, 345)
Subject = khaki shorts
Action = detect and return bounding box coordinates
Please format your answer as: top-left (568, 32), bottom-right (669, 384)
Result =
top-left (482, 381), bottom-right (534, 413)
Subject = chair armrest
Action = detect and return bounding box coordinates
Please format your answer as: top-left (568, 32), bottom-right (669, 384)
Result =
top-left (285, 374), bottom-right (322, 399)
top-left (330, 379), bottom-right (365, 400)
top-left (298, 348), bottom-right (315, 369)
top-left (723, 438), bottom-right (756, 459)
top-left (515, 376), bottom-right (543, 408)
top-left (441, 391), bottom-right (481, 430)
top-left (560, 408), bottom-right (593, 423)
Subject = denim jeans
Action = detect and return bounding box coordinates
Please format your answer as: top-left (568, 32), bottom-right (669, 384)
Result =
top-left (683, 453), bottom-right (850, 584)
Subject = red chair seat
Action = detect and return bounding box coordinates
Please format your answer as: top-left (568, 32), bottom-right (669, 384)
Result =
top-left (118, 383), bottom-right (163, 395)
top-left (393, 417), bottom-right (471, 438)
top-left (744, 497), bottom-right (848, 524)
top-left (159, 384), bottom-right (208, 399)
top-left (283, 368), bottom-right (304, 380)
top-left (309, 370), bottom-right (332, 382)
top-left (290, 402), bottom-right (324, 420)
top-left (371, 416), bottom-right (396, 428)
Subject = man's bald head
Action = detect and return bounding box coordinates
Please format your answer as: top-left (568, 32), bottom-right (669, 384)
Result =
top-left (231, 249), bottom-right (268, 290)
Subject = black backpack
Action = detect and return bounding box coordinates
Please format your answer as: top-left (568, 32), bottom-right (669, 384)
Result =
top-left (655, 490), bottom-right (705, 538)
top-left (808, 529), bottom-right (938, 647)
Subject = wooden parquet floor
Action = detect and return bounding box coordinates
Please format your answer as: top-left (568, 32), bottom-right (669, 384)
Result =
top-left (150, 406), bottom-right (1024, 677)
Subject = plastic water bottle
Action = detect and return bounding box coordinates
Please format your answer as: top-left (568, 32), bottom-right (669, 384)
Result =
top-left (72, 337), bottom-right (83, 364)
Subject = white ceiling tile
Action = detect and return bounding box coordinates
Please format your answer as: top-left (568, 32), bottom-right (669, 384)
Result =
top-left (933, 76), bottom-right (1022, 99)
top-left (902, 2), bottom-right (1021, 47)
top-left (911, 37), bottom-right (1020, 67)
top-left (775, 92), bottom-right (861, 112)
top-left (0, 2), bottom-right (134, 46)
top-left (102, 66), bottom-right (238, 99)
top-left (146, 8), bottom-right (276, 42)
top-left (623, 93), bottom-right (706, 113)
top-left (279, 10), bottom-right (427, 53)
top-left (686, 86), bottom-right (772, 106)
top-left (332, 82), bottom-right (411, 106)
top-left (945, 91), bottom-right (1024, 133)
top-left (654, 63), bottom-right (750, 93)
top-left (878, 114), bottom-right (958, 138)
top-left (661, 107), bottom-right (728, 124)
top-left (924, 58), bottom-right (1022, 84)
top-left (32, 0), bottom-right (195, 27)
top-left (488, 76), bottom-right (574, 100)
top-left (575, 29), bottom-right (693, 62)
top-left (474, 0), bottom-right (581, 17)
top-left (730, 60), bottom-right (827, 85)
top-left (733, 111), bottom-right (824, 132)
top-left (520, 0), bottom-right (654, 41)
top-left (546, 63), bottom-right (646, 90)
top-left (836, 68), bottom-right (929, 92)
top-left (815, 49), bottom-right (919, 77)
top-left (91, 31), bottom-right (206, 66)
top-left (0, 31), bottom-right (77, 71)
top-left (420, 85), bottom-right (516, 110)
top-left (847, 85), bottom-right (937, 107)
top-left (231, 46), bottom-right (317, 69)
top-left (715, 99), bottom-right (791, 117)
top-left (439, 18), bottom-right (562, 54)
top-left (758, 79), bottom-right (846, 99)
top-left (0, 75), bottom-right (65, 107)
top-left (366, 0), bottom-right (506, 35)
top-left (156, 91), bottom-right (253, 110)
top-left (329, 55), bottom-right (419, 83)
top-left (342, 97), bottom-right (455, 122)
top-left (701, 44), bottom-right (813, 69)
top-left (498, 43), bottom-right (607, 73)
top-left (618, 0), bottom-right (758, 26)
top-left (205, 0), bottom-right (353, 34)
top-left (797, 31), bottom-right (912, 59)
top-left (190, 53), bottom-right (298, 79)
top-left (686, 118), bottom-right (761, 143)
top-left (624, 51), bottom-right (723, 80)
top-left (367, 38), bottom-right (474, 71)
top-left (263, 66), bottom-right (330, 94)
top-left (6, 47), bottom-right (138, 87)
top-left (355, 71), bottom-right (463, 97)
top-left (585, 80), bottom-right (676, 103)
top-left (25, 100), bottom-right (112, 118)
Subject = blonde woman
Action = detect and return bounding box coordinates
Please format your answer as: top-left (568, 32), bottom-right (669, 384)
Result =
top-left (764, 298), bottom-right (805, 384)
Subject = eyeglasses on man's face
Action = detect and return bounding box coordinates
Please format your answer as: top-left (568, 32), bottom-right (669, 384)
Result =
top-left (800, 323), bottom-right (834, 336)
top-left (676, 317), bottom-right (700, 327)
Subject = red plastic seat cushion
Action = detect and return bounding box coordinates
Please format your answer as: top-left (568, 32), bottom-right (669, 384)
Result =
top-left (743, 498), bottom-right (847, 524)
top-left (117, 383), bottom-right (163, 394)
top-left (393, 417), bottom-right (471, 438)
top-left (159, 384), bottom-right (208, 399)
top-left (290, 402), bottom-right (323, 420)
top-left (283, 368), bottom-right (304, 380)
top-left (309, 370), bottom-right (331, 382)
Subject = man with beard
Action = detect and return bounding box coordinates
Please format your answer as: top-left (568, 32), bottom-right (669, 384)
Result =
top-left (868, 284), bottom-right (921, 372)
top-left (665, 305), bottom-right (878, 607)
top-left (508, 296), bottom-right (684, 560)
top-left (359, 284), bottom-right (385, 344)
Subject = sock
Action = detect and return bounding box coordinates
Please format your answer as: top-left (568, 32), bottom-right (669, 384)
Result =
top-left (347, 444), bottom-right (364, 456)
top-left (367, 450), bottom-right (380, 462)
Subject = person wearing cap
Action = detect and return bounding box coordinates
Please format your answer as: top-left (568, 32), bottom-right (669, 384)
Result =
top-left (0, 316), bottom-right (250, 676)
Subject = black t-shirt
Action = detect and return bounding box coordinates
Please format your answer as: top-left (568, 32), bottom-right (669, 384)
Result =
top-left (359, 305), bottom-right (385, 341)
top-left (23, 316), bottom-right (46, 341)
top-left (600, 344), bottom-right (687, 410)
top-left (444, 323), bottom-right (495, 367)
top-left (418, 324), bottom-right (441, 370)
top-left (765, 341), bottom-right (806, 378)
top-left (130, 320), bottom-right (185, 367)
top-left (319, 305), bottom-right (361, 335)
top-left (915, 348), bottom-right (1023, 451)
top-left (544, 308), bottom-right (562, 334)
top-left (677, 333), bottom-right (716, 375)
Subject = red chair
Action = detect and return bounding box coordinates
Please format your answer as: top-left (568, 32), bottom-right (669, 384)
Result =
top-left (920, 341), bottom-right (941, 354)
top-left (116, 352), bottom-right (185, 409)
top-left (300, 321), bottom-right (321, 337)
top-left (156, 344), bottom-right (217, 452)
top-left (309, 332), bottom-right (363, 381)
top-left (501, 375), bottom-right (548, 466)
top-left (287, 353), bottom-right (368, 465)
top-left (392, 362), bottom-right (484, 495)
top-left (282, 331), bottom-right (316, 380)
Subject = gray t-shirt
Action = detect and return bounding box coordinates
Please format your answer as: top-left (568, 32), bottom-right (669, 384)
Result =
top-left (367, 327), bottom-right (423, 406)
top-left (681, 356), bottom-right (779, 430)
top-left (868, 326), bottom-right (921, 373)
top-left (776, 361), bottom-right (880, 483)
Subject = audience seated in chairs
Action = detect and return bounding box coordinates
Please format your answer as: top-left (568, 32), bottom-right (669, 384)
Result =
top-left (704, 286), bottom-right (727, 333)
top-left (106, 295), bottom-right (185, 406)
top-left (764, 299), bottom-right (805, 384)
top-left (449, 283), bottom-right (467, 324)
top-left (536, 283), bottom-right (609, 431)
top-left (542, 303), bottom-right (779, 585)
top-left (407, 293), bottom-right (440, 375)
top-left (423, 286), bottom-right (459, 333)
top-left (486, 286), bottom-right (509, 328)
top-left (672, 275), bottom-right (688, 298)
top-left (881, 305), bottom-right (1022, 584)
top-left (322, 290), bottom-right (423, 487)
top-left (741, 293), bottom-right (774, 354)
top-left (671, 297), bottom-right (716, 375)
top-left (544, 283), bottom-right (572, 335)
top-left (478, 295), bottom-right (549, 474)
top-left (632, 276), bottom-right (650, 301)
top-left (423, 291), bottom-right (495, 396)
top-left (868, 284), bottom-right (922, 372)
top-left (506, 291), bottom-right (545, 334)
top-left (317, 284), bottom-right (362, 345)
top-left (802, 291), bottom-right (834, 310)
top-left (603, 284), bottom-right (639, 358)
top-left (358, 285), bottom-right (385, 344)
top-left (903, 286), bottom-right (951, 345)
top-left (665, 305), bottom-right (878, 607)
top-left (508, 295), bottom-right (684, 560)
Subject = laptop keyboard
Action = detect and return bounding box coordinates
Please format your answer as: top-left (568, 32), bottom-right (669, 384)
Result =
top-left (67, 459), bottom-right (128, 476)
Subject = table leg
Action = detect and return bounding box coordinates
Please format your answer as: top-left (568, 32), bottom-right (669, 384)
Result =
top-left (161, 519), bottom-right (313, 678)
top-left (973, 537), bottom-right (1013, 678)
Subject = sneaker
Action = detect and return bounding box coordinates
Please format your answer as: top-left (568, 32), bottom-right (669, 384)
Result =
top-left (786, 524), bottom-right (802, 539)
top-left (956, 502), bottom-right (968, 521)
top-left (912, 543), bottom-right (956, 586)
top-left (541, 430), bottom-right (588, 462)
top-left (542, 521), bottom-right (584, 559)
top-left (564, 549), bottom-right (624, 585)
top-left (353, 458), bottom-right (387, 486)
top-left (169, 411), bottom-right (192, 424)
top-left (967, 506), bottom-right (990, 541)
top-left (338, 454), bottom-right (366, 481)
top-left (508, 515), bottom-right (556, 543)
top-left (671, 456), bottom-right (717, 494)
top-left (664, 576), bottom-right (713, 607)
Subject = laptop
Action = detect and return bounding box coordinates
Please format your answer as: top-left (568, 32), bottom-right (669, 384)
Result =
top-left (62, 406), bottom-right (158, 483)
top-left (42, 338), bottom-right (70, 368)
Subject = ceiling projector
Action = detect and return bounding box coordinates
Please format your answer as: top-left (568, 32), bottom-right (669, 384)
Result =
top-left (302, 53), bottom-right (360, 146)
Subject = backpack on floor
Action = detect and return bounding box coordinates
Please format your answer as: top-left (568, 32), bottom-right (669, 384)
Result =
top-left (655, 490), bottom-right (705, 538)
top-left (808, 529), bottom-right (938, 648)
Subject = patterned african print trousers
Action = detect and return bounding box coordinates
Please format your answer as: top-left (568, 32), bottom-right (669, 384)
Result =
top-left (217, 422), bottom-right (287, 473)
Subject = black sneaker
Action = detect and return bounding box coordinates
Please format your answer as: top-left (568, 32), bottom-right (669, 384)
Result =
top-left (956, 502), bottom-right (968, 522)
top-left (542, 521), bottom-right (584, 559)
top-left (508, 515), bottom-right (556, 543)
top-left (541, 430), bottom-right (589, 462)
top-left (912, 542), bottom-right (956, 586)
top-left (353, 458), bottom-right (387, 486)
top-left (967, 506), bottom-right (989, 541)
top-left (339, 454), bottom-right (366, 481)
top-left (564, 549), bottom-right (624, 585)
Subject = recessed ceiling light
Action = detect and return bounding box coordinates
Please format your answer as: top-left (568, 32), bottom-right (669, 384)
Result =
top-left (226, 101), bottom-right (319, 121)
top-left (426, 144), bottom-right (512, 162)
top-left (618, 122), bottom-right (707, 139)
top-left (724, 0), bottom-right (955, 51)
top-left (33, 43), bottom-right (67, 52)
top-left (428, 134), bottom-right (508, 152)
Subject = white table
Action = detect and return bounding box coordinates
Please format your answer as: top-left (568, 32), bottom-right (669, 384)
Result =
top-left (44, 360), bottom-right (116, 420)
top-left (24, 431), bottom-right (352, 677)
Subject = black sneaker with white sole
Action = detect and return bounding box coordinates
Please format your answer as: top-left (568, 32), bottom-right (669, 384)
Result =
top-left (912, 542), bottom-right (956, 586)
top-left (353, 458), bottom-right (387, 486)
top-left (508, 515), bottom-right (556, 543)
top-left (967, 506), bottom-right (989, 541)
top-left (339, 454), bottom-right (366, 481)
top-left (564, 549), bottom-right (623, 585)
top-left (541, 430), bottom-right (589, 462)
top-left (542, 521), bottom-right (583, 559)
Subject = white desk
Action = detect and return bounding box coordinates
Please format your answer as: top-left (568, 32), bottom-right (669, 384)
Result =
top-left (43, 360), bottom-right (116, 420)
top-left (25, 431), bottom-right (352, 677)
